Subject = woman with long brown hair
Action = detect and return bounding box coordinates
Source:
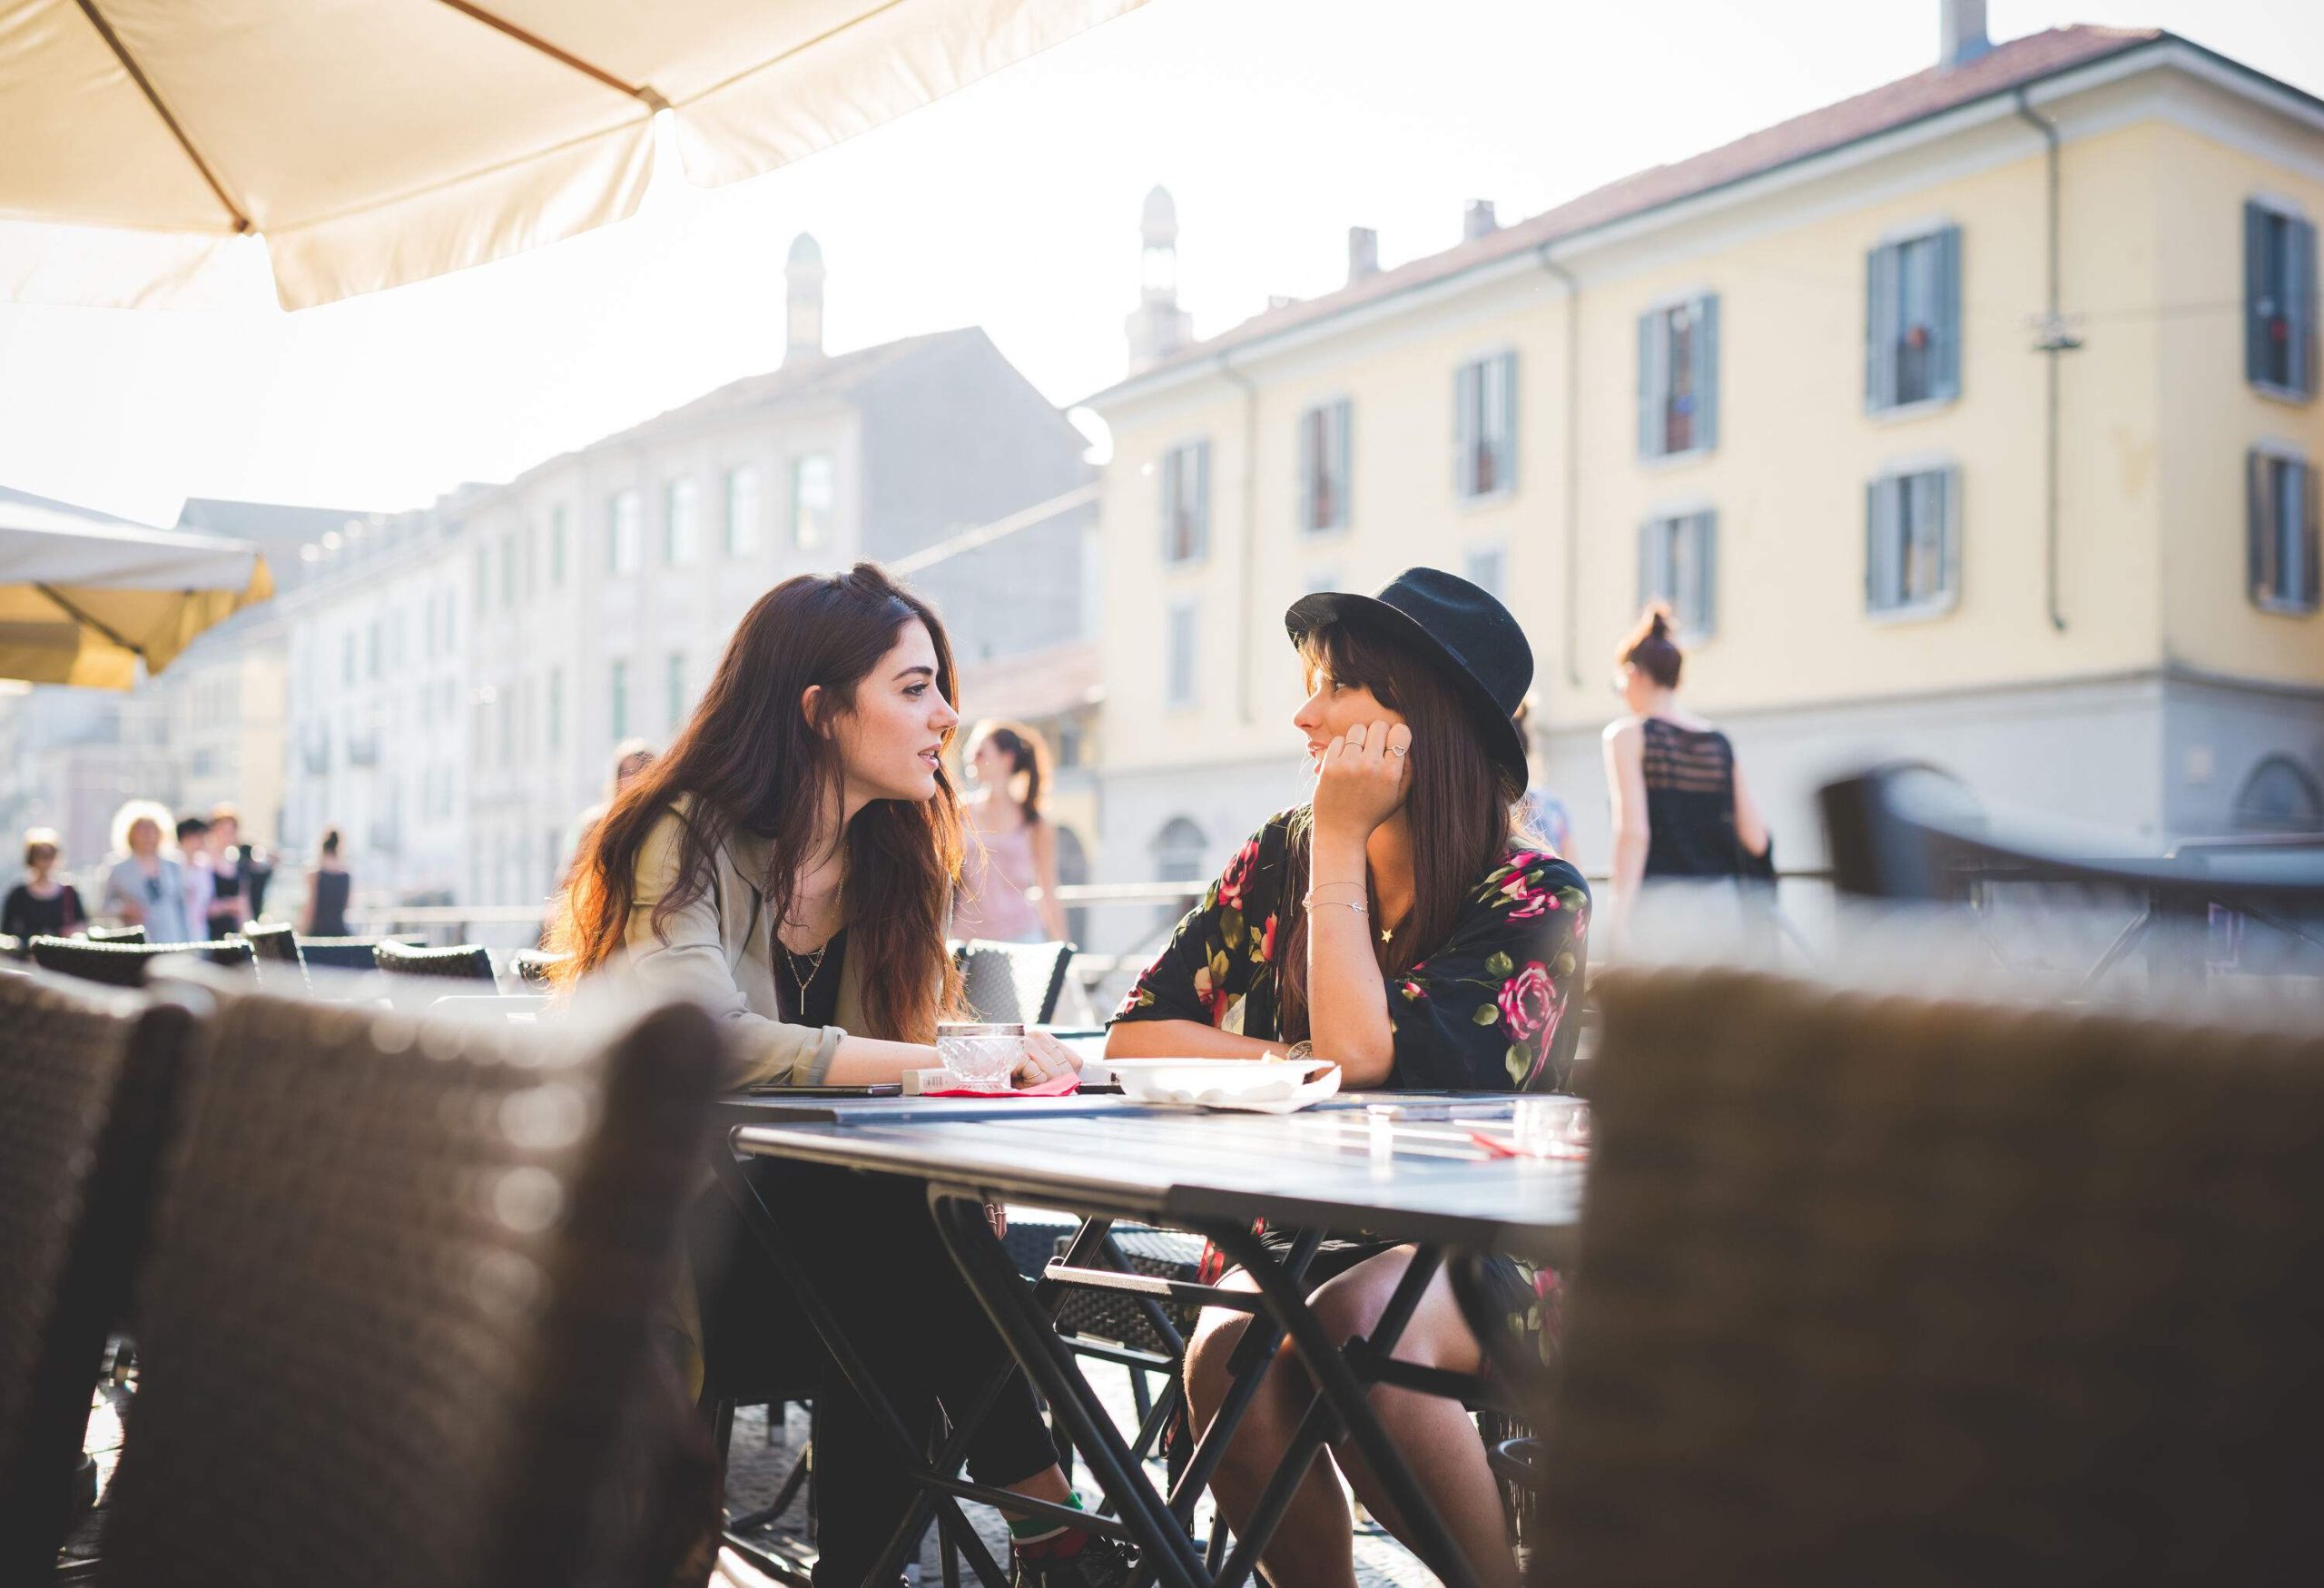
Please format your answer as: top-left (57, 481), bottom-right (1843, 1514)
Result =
top-left (552, 565), bottom-right (1124, 1586)
top-left (1108, 567), bottom-right (1589, 1588)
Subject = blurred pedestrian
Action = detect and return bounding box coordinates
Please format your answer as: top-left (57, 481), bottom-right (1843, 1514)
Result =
top-left (204, 803), bottom-right (272, 937)
top-left (100, 800), bottom-right (193, 942)
top-left (4, 826), bottom-right (86, 947)
top-left (300, 825), bottom-right (353, 937)
top-left (1601, 603), bottom-right (1771, 941)
top-left (565, 738), bottom-right (657, 883)
top-left (1511, 697), bottom-right (1572, 855)
top-left (176, 814), bottom-right (215, 937)
top-left (953, 719), bottom-right (1068, 943)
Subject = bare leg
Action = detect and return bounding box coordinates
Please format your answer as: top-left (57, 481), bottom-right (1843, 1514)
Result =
top-left (1183, 1272), bottom-right (1359, 1588)
top-left (1305, 1249), bottom-right (1520, 1588)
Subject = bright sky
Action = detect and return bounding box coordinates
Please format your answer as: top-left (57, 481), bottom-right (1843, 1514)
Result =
top-left (1, 0), bottom-right (2318, 525)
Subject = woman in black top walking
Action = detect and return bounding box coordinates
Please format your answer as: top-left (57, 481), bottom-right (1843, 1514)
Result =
top-left (1601, 605), bottom-right (1770, 941)
top-left (299, 825), bottom-right (353, 937)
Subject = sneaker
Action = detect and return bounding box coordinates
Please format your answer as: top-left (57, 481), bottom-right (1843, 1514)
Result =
top-left (1009, 1532), bottom-right (1138, 1588)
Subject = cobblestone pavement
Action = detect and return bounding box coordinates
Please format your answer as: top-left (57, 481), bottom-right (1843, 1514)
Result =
top-left (716, 1364), bottom-right (1443, 1587)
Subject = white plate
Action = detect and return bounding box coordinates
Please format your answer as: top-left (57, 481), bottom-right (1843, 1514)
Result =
top-left (1111, 1057), bottom-right (1340, 1110)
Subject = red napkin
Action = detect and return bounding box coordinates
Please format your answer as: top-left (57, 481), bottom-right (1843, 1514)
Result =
top-left (923, 1071), bottom-right (1082, 1100)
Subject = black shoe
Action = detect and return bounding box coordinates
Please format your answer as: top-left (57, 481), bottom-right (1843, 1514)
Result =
top-left (1009, 1532), bottom-right (1138, 1588)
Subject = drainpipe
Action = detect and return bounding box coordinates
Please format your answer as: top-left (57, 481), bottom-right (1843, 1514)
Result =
top-left (2014, 86), bottom-right (2079, 633)
top-left (1538, 245), bottom-right (1584, 684)
top-left (1220, 356), bottom-right (1261, 724)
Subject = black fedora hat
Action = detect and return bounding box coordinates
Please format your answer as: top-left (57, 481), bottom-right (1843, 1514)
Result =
top-left (1285, 567), bottom-right (1532, 785)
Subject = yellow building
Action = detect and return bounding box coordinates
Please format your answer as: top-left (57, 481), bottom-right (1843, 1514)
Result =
top-left (1085, 17), bottom-right (2324, 891)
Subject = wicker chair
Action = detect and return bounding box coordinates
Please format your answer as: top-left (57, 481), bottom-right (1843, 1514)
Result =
top-left (1537, 962), bottom-right (2324, 1586)
top-left (84, 925), bottom-right (146, 945)
top-left (294, 934), bottom-right (420, 972)
top-left (371, 939), bottom-right (498, 987)
top-left (956, 938), bottom-right (1076, 1024)
top-left (0, 972), bottom-right (197, 1581)
top-left (98, 981), bottom-right (723, 1588)
top-left (28, 935), bottom-right (255, 989)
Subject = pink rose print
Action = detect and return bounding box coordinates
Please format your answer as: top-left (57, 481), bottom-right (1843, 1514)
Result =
top-left (1193, 964), bottom-right (1229, 1024)
top-left (1496, 961), bottom-right (1554, 1041)
top-left (1218, 838), bottom-right (1260, 912)
top-left (1258, 912), bottom-right (1278, 962)
top-left (1398, 979), bottom-right (1426, 1002)
top-left (1501, 873), bottom-right (1549, 921)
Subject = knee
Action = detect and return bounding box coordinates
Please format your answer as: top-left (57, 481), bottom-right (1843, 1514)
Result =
top-left (1307, 1283), bottom-right (1384, 1353)
top-left (1184, 1313), bottom-right (1250, 1416)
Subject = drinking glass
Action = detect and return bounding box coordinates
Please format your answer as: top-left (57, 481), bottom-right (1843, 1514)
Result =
top-left (937, 1021), bottom-right (1024, 1087)
top-left (1512, 1095), bottom-right (1590, 1159)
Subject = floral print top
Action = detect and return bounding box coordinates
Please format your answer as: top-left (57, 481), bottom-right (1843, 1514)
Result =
top-left (1111, 808), bottom-right (1590, 1092)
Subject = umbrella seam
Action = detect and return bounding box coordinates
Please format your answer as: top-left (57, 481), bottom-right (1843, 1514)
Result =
top-left (33, 583), bottom-right (141, 653)
top-left (683, 0), bottom-right (918, 106)
top-left (431, 1), bottom-right (671, 112)
top-left (70, 0), bottom-right (253, 234)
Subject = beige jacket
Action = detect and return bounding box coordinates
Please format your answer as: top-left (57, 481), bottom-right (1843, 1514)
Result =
top-left (618, 796), bottom-right (881, 1088)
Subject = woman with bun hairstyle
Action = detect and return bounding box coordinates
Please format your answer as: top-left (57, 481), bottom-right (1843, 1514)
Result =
top-left (1108, 567), bottom-right (1588, 1588)
top-left (1600, 603), bottom-right (1771, 940)
top-left (955, 719), bottom-right (1068, 942)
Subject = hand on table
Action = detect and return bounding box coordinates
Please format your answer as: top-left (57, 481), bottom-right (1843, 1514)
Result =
top-left (1009, 1029), bottom-right (1083, 1087)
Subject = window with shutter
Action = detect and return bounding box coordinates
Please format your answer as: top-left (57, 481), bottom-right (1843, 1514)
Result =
top-left (1454, 353), bottom-right (1517, 497)
top-left (1866, 466), bottom-right (1960, 615)
top-left (1866, 228), bottom-right (1962, 410)
top-left (1637, 509), bottom-right (1718, 637)
top-left (2249, 450), bottom-right (2320, 613)
top-left (1639, 295), bottom-right (1722, 458)
top-left (1159, 439), bottom-right (1211, 563)
top-left (2246, 201), bottom-right (2319, 399)
top-left (1298, 399), bottom-right (1351, 534)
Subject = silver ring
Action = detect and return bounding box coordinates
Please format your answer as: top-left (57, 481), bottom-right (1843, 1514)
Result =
top-left (1390, 745), bottom-right (1407, 757)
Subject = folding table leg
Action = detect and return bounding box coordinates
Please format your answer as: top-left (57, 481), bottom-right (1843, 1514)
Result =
top-left (711, 1155), bottom-right (1011, 1587)
top-left (929, 1189), bottom-right (1214, 1588)
top-left (1204, 1226), bottom-right (1489, 1588)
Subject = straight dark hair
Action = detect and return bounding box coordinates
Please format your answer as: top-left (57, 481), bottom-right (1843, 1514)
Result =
top-left (1275, 616), bottom-right (1518, 1043)
top-left (550, 563), bottom-right (964, 1041)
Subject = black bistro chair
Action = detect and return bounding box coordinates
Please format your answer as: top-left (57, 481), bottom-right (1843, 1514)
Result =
top-left (509, 948), bottom-right (571, 989)
top-left (29, 935), bottom-right (255, 989)
top-left (96, 976), bottom-right (722, 1588)
top-left (293, 933), bottom-right (421, 972)
top-left (956, 939), bottom-right (1076, 1024)
top-left (0, 972), bottom-right (199, 1581)
top-left (84, 925), bottom-right (146, 945)
top-left (372, 940), bottom-right (499, 988)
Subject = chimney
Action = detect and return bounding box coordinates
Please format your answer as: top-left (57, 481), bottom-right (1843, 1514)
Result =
top-left (1347, 226), bottom-right (1379, 283)
top-left (1462, 200), bottom-right (1499, 242)
top-left (784, 232), bottom-right (825, 364)
top-left (1939, 0), bottom-right (1991, 69)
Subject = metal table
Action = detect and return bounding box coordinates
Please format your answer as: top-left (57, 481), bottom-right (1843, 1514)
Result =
top-left (722, 1096), bottom-right (1582, 1588)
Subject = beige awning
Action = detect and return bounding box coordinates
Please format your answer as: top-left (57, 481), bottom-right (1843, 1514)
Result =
top-left (0, 490), bottom-right (273, 689)
top-left (0, 0), bottom-right (1147, 310)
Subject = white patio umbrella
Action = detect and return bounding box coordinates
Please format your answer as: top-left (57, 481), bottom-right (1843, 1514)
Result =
top-left (0, 0), bottom-right (1147, 310)
top-left (0, 488), bottom-right (272, 689)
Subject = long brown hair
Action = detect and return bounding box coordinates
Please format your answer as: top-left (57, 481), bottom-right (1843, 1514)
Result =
top-left (1275, 615), bottom-right (1518, 1042)
top-left (971, 720), bottom-right (1049, 827)
top-left (549, 563), bottom-right (964, 1041)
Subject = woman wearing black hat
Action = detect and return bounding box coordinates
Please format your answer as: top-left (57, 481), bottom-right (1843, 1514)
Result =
top-left (1108, 567), bottom-right (1586, 1588)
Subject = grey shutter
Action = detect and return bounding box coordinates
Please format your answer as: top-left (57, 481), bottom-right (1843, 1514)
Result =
top-left (1194, 441), bottom-right (1212, 560)
top-left (1697, 294), bottom-right (1721, 451)
top-left (2291, 216), bottom-right (2318, 397)
top-left (2247, 450), bottom-right (2272, 604)
top-left (1637, 518), bottom-right (1657, 613)
top-left (1157, 450), bottom-right (1177, 562)
top-left (1335, 400), bottom-right (1354, 528)
top-left (1866, 478), bottom-right (1897, 610)
top-left (2305, 460), bottom-right (2322, 609)
top-left (1935, 468), bottom-right (1958, 601)
top-left (1932, 226), bottom-right (1964, 401)
top-left (1638, 311), bottom-right (1666, 458)
top-left (1499, 353), bottom-right (1519, 491)
top-left (1453, 364), bottom-right (1477, 495)
top-left (1696, 512), bottom-right (1719, 636)
top-left (1295, 410), bottom-right (1315, 533)
top-left (2246, 201), bottom-right (2271, 387)
top-left (1866, 243), bottom-right (1899, 410)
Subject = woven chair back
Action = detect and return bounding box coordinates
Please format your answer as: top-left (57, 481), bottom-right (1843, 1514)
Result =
top-left (29, 936), bottom-right (255, 989)
top-left (1542, 963), bottom-right (2324, 1586)
top-left (99, 986), bottom-right (721, 1588)
top-left (957, 938), bottom-right (1074, 1024)
top-left (238, 921), bottom-right (302, 964)
top-left (84, 924), bottom-right (146, 944)
top-left (294, 933), bottom-right (418, 972)
top-left (0, 972), bottom-right (195, 1578)
top-left (371, 939), bottom-right (498, 984)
